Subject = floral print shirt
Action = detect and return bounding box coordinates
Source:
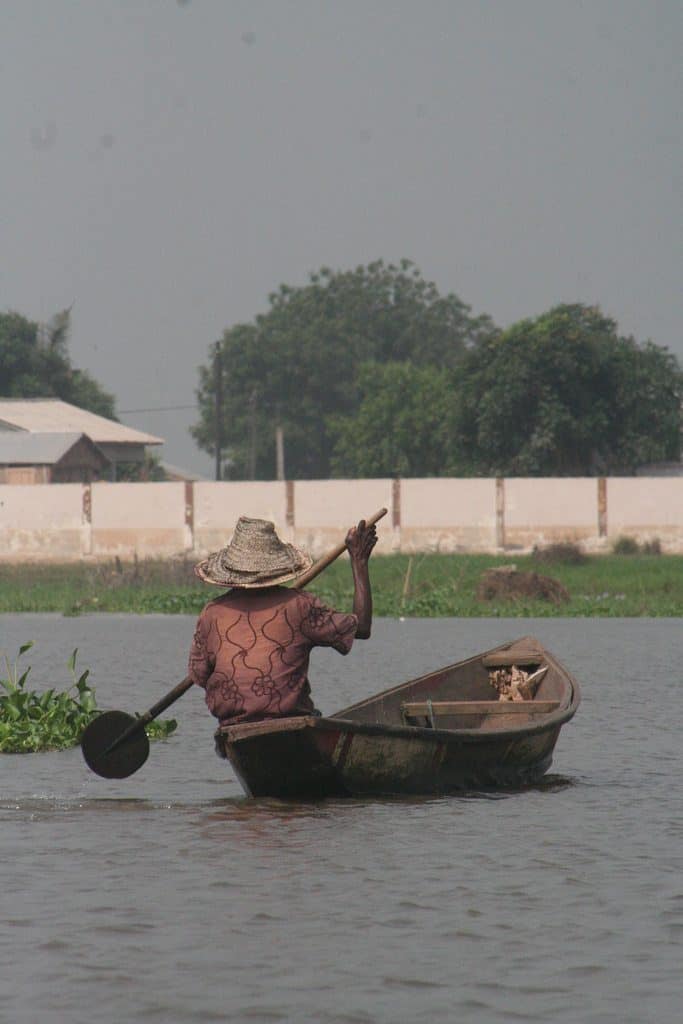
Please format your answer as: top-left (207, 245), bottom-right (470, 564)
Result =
top-left (188, 587), bottom-right (358, 724)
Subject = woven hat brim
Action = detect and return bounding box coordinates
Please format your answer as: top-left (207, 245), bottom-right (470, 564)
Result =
top-left (194, 545), bottom-right (313, 589)
top-left (194, 562), bottom-right (310, 589)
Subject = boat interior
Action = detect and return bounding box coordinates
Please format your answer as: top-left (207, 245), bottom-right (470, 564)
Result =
top-left (331, 637), bottom-right (574, 732)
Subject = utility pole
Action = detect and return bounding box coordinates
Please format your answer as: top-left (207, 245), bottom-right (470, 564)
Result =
top-left (213, 342), bottom-right (223, 481)
top-left (275, 424), bottom-right (285, 481)
top-left (248, 389), bottom-right (258, 480)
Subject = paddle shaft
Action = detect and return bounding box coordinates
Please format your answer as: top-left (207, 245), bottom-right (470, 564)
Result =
top-left (103, 507), bottom-right (387, 754)
top-left (103, 676), bottom-right (193, 753)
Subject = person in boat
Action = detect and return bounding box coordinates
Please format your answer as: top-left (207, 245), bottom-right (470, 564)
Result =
top-left (187, 515), bottom-right (377, 730)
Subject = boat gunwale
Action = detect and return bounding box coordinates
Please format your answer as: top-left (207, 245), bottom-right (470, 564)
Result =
top-left (330, 634), bottom-right (578, 719)
top-left (220, 695), bottom-right (579, 745)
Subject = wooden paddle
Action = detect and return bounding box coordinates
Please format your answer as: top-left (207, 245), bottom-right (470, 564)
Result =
top-left (81, 507), bottom-right (387, 778)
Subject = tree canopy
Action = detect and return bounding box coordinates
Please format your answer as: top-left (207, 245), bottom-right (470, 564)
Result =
top-left (0, 308), bottom-right (116, 418)
top-left (449, 304), bottom-right (682, 476)
top-left (193, 265), bottom-right (682, 479)
top-left (329, 361), bottom-right (455, 478)
top-left (191, 260), bottom-right (493, 478)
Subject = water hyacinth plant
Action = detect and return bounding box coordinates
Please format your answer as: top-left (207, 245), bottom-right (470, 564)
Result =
top-left (0, 643), bottom-right (177, 753)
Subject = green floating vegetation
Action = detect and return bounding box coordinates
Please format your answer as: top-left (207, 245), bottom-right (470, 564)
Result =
top-left (311, 550), bottom-right (683, 618)
top-left (0, 643), bottom-right (177, 754)
top-left (1, 550), bottom-right (683, 617)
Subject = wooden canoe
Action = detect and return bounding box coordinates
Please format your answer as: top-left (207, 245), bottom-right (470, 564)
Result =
top-left (215, 636), bottom-right (581, 798)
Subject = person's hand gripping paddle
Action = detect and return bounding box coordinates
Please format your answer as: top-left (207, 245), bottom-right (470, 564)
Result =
top-left (81, 508), bottom-right (387, 779)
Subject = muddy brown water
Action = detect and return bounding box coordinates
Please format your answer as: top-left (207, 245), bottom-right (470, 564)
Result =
top-left (1, 615), bottom-right (682, 1023)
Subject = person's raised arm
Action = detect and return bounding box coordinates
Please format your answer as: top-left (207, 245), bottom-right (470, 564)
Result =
top-left (345, 519), bottom-right (377, 639)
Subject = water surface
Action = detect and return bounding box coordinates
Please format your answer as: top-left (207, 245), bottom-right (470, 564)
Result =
top-left (1, 615), bottom-right (681, 1023)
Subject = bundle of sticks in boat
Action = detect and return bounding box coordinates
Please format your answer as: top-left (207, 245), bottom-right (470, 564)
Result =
top-left (488, 664), bottom-right (548, 702)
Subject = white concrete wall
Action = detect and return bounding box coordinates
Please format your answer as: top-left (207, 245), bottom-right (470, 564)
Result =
top-left (401, 478), bottom-right (497, 551)
top-left (293, 479), bottom-right (394, 556)
top-left (607, 478), bottom-right (683, 548)
top-left (504, 478), bottom-right (599, 549)
top-left (0, 484), bottom-right (84, 558)
top-left (2, 476), bottom-right (683, 561)
top-left (194, 482), bottom-right (287, 554)
top-left (91, 482), bottom-right (187, 557)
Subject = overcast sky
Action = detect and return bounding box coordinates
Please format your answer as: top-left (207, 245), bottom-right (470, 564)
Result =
top-left (2, 0), bottom-right (681, 476)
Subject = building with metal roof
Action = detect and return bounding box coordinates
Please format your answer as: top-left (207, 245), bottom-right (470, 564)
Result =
top-left (0, 432), bottom-right (111, 484)
top-left (0, 398), bottom-right (163, 477)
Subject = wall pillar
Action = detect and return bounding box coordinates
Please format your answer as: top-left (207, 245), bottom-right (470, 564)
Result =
top-left (597, 477), bottom-right (607, 538)
top-left (285, 480), bottom-right (295, 540)
top-left (82, 483), bottom-right (93, 556)
top-left (495, 477), bottom-right (505, 549)
top-left (184, 481), bottom-right (195, 551)
top-left (392, 477), bottom-right (402, 551)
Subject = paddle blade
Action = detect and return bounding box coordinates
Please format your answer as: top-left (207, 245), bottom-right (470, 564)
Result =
top-left (81, 710), bottom-right (150, 779)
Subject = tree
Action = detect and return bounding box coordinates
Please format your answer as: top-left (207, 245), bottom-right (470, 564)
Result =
top-left (0, 308), bottom-right (159, 480)
top-left (449, 304), bottom-right (682, 476)
top-left (329, 361), bottom-right (456, 477)
top-left (0, 308), bottom-right (116, 418)
top-left (191, 260), bottom-right (494, 479)
top-left (116, 452), bottom-right (168, 481)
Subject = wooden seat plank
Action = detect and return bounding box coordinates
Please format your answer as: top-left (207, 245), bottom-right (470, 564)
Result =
top-left (401, 699), bottom-right (560, 717)
top-left (482, 651), bottom-right (544, 667)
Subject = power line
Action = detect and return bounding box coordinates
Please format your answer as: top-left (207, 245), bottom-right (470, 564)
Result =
top-left (119, 404), bottom-right (198, 413)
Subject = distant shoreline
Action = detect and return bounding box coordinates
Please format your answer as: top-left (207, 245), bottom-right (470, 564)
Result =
top-left (2, 553), bottom-right (682, 618)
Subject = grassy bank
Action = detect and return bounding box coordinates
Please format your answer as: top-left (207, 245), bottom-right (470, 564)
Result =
top-left (2, 551), bottom-right (682, 616)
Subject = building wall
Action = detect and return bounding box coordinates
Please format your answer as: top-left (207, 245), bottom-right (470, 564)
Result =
top-left (1, 477), bottom-right (683, 561)
top-left (0, 466), bottom-right (49, 484)
top-left (52, 436), bottom-right (110, 483)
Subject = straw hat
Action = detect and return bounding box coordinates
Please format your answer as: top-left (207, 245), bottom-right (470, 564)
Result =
top-left (194, 516), bottom-right (313, 588)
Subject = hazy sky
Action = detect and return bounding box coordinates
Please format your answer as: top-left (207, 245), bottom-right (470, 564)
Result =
top-left (2, 0), bottom-right (682, 475)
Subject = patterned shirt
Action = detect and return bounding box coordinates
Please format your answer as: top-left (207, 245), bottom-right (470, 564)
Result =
top-left (188, 587), bottom-right (358, 724)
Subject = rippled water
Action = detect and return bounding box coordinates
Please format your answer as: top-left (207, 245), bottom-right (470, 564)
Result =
top-left (1, 614), bottom-right (682, 1023)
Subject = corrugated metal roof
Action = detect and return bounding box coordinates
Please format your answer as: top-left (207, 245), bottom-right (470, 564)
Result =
top-left (0, 432), bottom-right (108, 465)
top-left (0, 399), bottom-right (163, 445)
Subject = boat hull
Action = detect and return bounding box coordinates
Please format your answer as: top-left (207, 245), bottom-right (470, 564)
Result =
top-left (220, 715), bottom-right (563, 798)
